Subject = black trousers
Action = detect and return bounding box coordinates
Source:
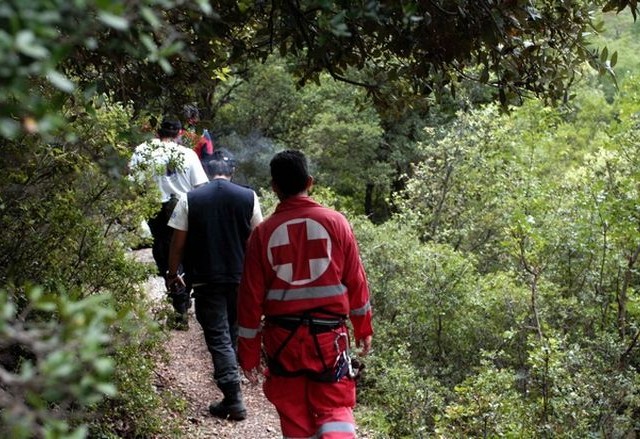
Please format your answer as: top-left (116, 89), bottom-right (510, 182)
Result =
top-left (193, 283), bottom-right (241, 388)
top-left (147, 202), bottom-right (191, 314)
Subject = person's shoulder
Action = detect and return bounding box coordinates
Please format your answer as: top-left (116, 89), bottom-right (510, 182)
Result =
top-left (191, 180), bottom-right (211, 192)
top-left (131, 139), bottom-right (164, 162)
top-left (138, 138), bottom-right (179, 155)
top-left (253, 213), bottom-right (277, 232)
top-left (307, 199), bottom-right (339, 215)
top-left (166, 142), bottom-right (198, 159)
top-left (313, 204), bottom-right (351, 226)
top-left (180, 145), bottom-right (203, 161)
top-left (133, 139), bottom-right (155, 152)
top-left (163, 140), bottom-right (188, 152)
top-left (187, 181), bottom-right (211, 199)
top-left (232, 181), bottom-right (253, 189)
top-left (230, 182), bottom-right (259, 201)
top-left (178, 142), bottom-right (197, 153)
top-left (231, 182), bottom-right (258, 193)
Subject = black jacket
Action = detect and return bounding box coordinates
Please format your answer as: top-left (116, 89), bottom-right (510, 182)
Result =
top-left (185, 179), bottom-right (255, 284)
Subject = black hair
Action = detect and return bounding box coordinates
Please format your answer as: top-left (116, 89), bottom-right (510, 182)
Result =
top-left (270, 150), bottom-right (309, 198)
top-left (182, 104), bottom-right (200, 121)
top-left (205, 149), bottom-right (235, 177)
top-left (157, 118), bottom-right (181, 138)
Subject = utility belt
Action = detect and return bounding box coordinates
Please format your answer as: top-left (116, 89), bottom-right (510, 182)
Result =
top-left (266, 315), bottom-right (345, 334)
top-left (265, 311), bottom-right (355, 383)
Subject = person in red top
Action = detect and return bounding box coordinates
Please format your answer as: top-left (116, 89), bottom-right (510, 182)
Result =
top-left (238, 150), bottom-right (373, 438)
top-left (179, 104), bottom-right (216, 162)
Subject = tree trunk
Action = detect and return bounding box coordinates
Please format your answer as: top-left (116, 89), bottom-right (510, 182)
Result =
top-left (364, 182), bottom-right (374, 218)
top-left (618, 244), bottom-right (640, 340)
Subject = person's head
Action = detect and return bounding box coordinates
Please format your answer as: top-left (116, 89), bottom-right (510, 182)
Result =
top-left (270, 150), bottom-right (312, 199)
top-left (157, 118), bottom-right (182, 139)
top-left (182, 104), bottom-right (200, 126)
top-left (205, 149), bottom-right (235, 179)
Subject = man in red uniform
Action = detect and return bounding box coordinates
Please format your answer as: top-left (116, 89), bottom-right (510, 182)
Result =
top-left (238, 150), bottom-right (373, 438)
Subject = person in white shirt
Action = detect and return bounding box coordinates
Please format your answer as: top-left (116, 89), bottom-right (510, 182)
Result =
top-left (129, 118), bottom-right (208, 329)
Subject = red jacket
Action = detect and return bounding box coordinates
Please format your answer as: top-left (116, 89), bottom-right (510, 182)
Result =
top-left (238, 195), bottom-right (373, 370)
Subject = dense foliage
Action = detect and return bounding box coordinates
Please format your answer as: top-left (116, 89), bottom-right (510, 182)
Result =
top-left (352, 75), bottom-right (640, 438)
top-left (0, 92), bottom-right (185, 436)
top-left (2, 0), bottom-right (638, 139)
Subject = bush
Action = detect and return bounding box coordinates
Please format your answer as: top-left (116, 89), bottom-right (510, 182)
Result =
top-left (435, 359), bottom-right (531, 438)
top-left (0, 96), bottom-right (183, 437)
top-left (0, 287), bottom-right (118, 438)
top-left (357, 341), bottom-right (447, 438)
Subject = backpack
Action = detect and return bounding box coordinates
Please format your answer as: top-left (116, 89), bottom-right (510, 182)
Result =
top-left (194, 129), bottom-right (215, 162)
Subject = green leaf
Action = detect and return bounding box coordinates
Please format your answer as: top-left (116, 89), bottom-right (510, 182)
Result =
top-left (95, 382), bottom-right (117, 397)
top-left (27, 286), bottom-right (43, 301)
top-left (158, 58), bottom-right (172, 73)
top-left (93, 357), bottom-right (114, 375)
top-left (34, 300), bottom-right (57, 312)
top-left (50, 362), bottom-right (75, 379)
top-left (157, 41), bottom-right (185, 57)
top-left (139, 34), bottom-right (157, 53)
top-left (237, 0), bottom-right (252, 13)
top-left (46, 70), bottom-right (75, 93)
top-left (15, 30), bottom-right (49, 59)
top-left (140, 7), bottom-right (160, 29)
top-left (0, 118), bottom-right (20, 138)
top-left (0, 292), bottom-right (15, 320)
top-left (98, 11), bottom-right (129, 31)
top-left (65, 426), bottom-right (89, 439)
top-left (196, 0), bottom-right (213, 15)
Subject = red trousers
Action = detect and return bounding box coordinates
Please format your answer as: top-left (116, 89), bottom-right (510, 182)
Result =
top-left (263, 324), bottom-right (357, 438)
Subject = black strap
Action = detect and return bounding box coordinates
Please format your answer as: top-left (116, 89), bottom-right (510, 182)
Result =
top-left (265, 310), bottom-right (350, 382)
top-left (266, 357), bottom-right (338, 382)
top-left (267, 315), bottom-right (345, 333)
top-left (269, 316), bottom-right (300, 366)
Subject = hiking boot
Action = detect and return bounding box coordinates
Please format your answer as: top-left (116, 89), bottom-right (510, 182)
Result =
top-left (209, 382), bottom-right (246, 421)
top-left (208, 400), bottom-right (247, 421)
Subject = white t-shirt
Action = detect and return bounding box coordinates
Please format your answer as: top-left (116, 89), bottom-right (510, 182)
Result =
top-left (169, 189), bottom-right (263, 231)
top-left (129, 139), bottom-right (208, 202)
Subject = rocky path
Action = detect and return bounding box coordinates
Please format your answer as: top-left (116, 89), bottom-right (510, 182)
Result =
top-left (155, 312), bottom-right (282, 438)
top-left (135, 249), bottom-right (281, 438)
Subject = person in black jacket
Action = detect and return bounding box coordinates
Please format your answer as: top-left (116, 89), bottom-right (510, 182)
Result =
top-left (165, 149), bottom-right (262, 421)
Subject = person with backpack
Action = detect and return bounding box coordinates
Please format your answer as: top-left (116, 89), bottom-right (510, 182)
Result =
top-left (129, 118), bottom-right (208, 329)
top-left (237, 150), bottom-right (373, 438)
top-left (180, 104), bottom-right (216, 163)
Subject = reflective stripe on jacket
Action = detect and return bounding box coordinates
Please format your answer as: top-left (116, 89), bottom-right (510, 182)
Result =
top-left (238, 195), bottom-right (373, 370)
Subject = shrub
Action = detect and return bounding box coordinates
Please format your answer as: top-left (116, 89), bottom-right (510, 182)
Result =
top-left (0, 287), bottom-right (118, 438)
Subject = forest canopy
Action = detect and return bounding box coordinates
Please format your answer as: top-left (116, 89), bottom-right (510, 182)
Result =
top-left (1, 0), bottom-right (638, 139)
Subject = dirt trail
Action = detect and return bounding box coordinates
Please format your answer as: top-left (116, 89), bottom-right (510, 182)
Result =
top-left (135, 248), bottom-right (281, 438)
